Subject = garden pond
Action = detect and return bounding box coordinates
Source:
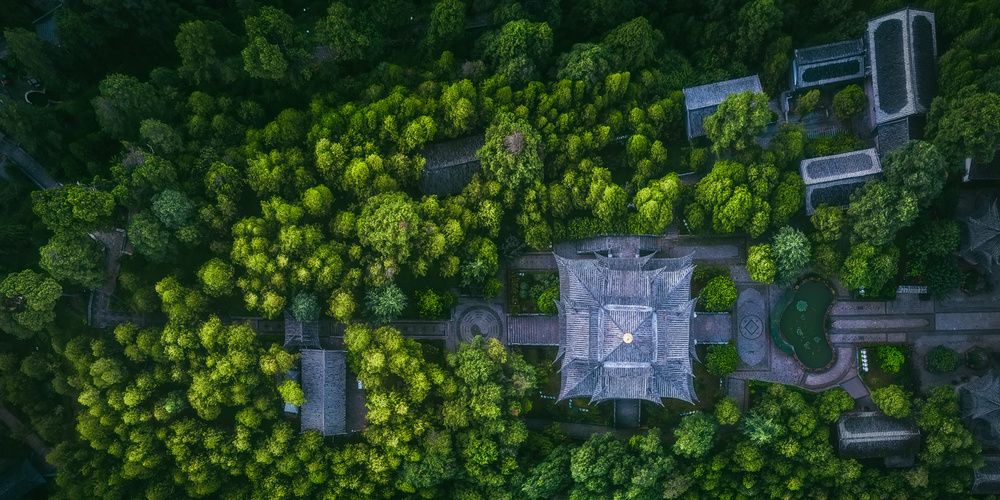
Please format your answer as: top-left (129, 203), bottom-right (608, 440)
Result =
top-left (777, 280), bottom-right (834, 370)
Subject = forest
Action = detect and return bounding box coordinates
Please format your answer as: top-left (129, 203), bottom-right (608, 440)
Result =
top-left (0, 0), bottom-right (999, 498)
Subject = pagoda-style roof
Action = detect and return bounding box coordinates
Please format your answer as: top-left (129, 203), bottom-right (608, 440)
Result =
top-left (300, 349), bottom-right (347, 436)
top-left (867, 8), bottom-right (937, 126)
top-left (791, 39), bottom-right (866, 90)
top-left (0, 460), bottom-right (45, 500)
top-left (554, 251), bottom-right (698, 404)
top-left (419, 135), bottom-right (486, 196)
top-left (962, 371), bottom-right (1000, 438)
top-left (283, 310), bottom-right (320, 350)
top-left (837, 411), bottom-right (920, 461)
top-left (973, 456), bottom-right (1000, 495)
top-left (960, 200), bottom-right (1000, 274)
top-left (682, 75), bottom-right (763, 140)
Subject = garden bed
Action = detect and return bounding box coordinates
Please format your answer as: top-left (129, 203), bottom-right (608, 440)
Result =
top-left (860, 344), bottom-right (914, 392)
top-left (508, 271), bottom-right (558, 315)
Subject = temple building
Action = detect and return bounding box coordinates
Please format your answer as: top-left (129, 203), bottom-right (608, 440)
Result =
top-left (837, 411), bottom-right (921, 468)
top-left (682, 75), bottom-right (763, 141)
top-left (419, 135), bottom-right (486, 196)
top-left (960, 200), bottom-right (1000, 274)
top-left (867, 8), bottom-right (937, 156)
top-left (300, 349), bottom-right (348, 436)
top-left (800, 148), bottom-right (882, 214)
top-left (554, 248), bottom-right (698, 404)
top-left (790, 39), bottom-right (866, 91)
top-left (961, 371), bottom-right (1000, 443)
top-left (973, 456), bottom-right (1000, 495)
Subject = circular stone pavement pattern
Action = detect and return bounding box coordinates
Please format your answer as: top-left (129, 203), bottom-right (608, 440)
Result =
top-left (458, 306), bottom-right (503, 343)
top-left (737, 288), bottom-right (768, 367)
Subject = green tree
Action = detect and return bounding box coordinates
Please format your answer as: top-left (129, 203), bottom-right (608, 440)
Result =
top-left (482, 20), bottom-right (553, 86)
top-left (705, 342), bottom-right (739, 376)
top-left (3, 28), bottom-right (58, 87)
top-left (926, 346), bottom-right (960, 374)
top-left (926, 259), bottom-right (963, 297)
top-left (357, 192), bottom-right (421, 265)
top-left (39, 233), bottom-right (106, 288)
top-left (734, 0), bottom-right (783, 62)
top-left (366, 283), bottom-right (407, 322)
top-left (811, 243), bottom-right (843, 279)
top-left (772, 226), bottom-right (810, 282)
top-left (747, 243), bottom-right (776, 284)
top-left (139, 119), bottom-right (183, 155)
top-left (556, 43), bottom-right (612, 90)
top-left (882, 141), bottom-right (948, 209)
top-left (477, 113), bottom-right (544, 203)
top-left (701, 276), bottom-right (737, 312)
top-left (929, 86), bottom-right (1000, 164)
top-left (795, 90), bottom-right (820, 119)
top-left (91, 73), bottom-right (165, 140)
top-left (878, 346), bottom-right (905, 374)
top-left (32, 185), bottom-right (115, 235)
top-left (242, 6), bottom-right (309, 80)
top-left (315, 2), bottom-right (386, 62)
top-left (917, 385), bottom-right (982, 471)
top-left (151, 189), bottom-right (194, 229)
top-left (602, 17), bottom-right (663, 70)
top-left (703, 91), bottom-right (772, 155)
top-left (278, 379), bottom-right (305, 406)
top-left (673, 412), bottom-right (717, 458)
top-left (128, 210), bottom-right (172, 262)
top-left (0, 270), bottom-right (62, 337)
top-left (537, 286), bottom-right (559, 316)
top-left (872, 385), bottom-right (913, 418)
top-left (423, 0), bottom-right (465, 55)
top-left (848, 181), bottom-right (918, 246)
top-left (715, 397), bottom-right (742, 425)
top-left (197, 258), bottom-right (234, 298)
top-left (833, 84), bottom-right (867, 123)
top-left (175, 20), bottom-right (238, 86)
top-left (291, 292), bottom-right (320, 321)
top-left (905, 220), bottom-right (960, 277)
top-left (811, 204), bottom-right (845, 243)
top-left (839, 243), bottom-right (899, 293)
top-left (633, 174), bottom-right (680, 234)
top-left (415, 289), bottom-right (443, 319)
top-left (815, 387), bottom-right (855, 422)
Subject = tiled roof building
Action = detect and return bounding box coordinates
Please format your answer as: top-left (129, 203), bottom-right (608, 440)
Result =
top-left (419, 135), bottom-right (486, 196)
top-left (682, 75), bottom-right (763, 140)
top-left (960, 200), bottom-right (1000, 274)
top-left (300, 349), bottom-right (347, 436)
top-left (554, 251), bottom-right (698, 404)
top-left (790, 39), bottom-right (866, 90)
top-left (837, 411), bottom-right (920, 467)
top-left (800, 148), bottom-right (882, 214)
top-left (973, 456), bottom-right (1000, 495)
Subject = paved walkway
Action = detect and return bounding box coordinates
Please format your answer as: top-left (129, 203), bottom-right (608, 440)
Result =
top-left (0, 131), bottom-right (60, 190)
top-left (0, 399), bottom-right (50, 459)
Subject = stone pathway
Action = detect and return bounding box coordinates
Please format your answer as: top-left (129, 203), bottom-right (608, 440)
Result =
top-left (0, 399), bottom-right (50, 459)
top-left (0, 131), bottom-right (61, 190)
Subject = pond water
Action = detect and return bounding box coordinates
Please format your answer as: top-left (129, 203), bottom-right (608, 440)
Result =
top-left (26, 91), bottom-right (49, 106)
top-left (778, 280), bottom-right (834, 369)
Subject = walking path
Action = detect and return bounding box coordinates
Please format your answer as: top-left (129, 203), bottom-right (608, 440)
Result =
top-left (0, 399), bottom-right (50, 459)
top-left (0, 131), bottom-right (60, 190)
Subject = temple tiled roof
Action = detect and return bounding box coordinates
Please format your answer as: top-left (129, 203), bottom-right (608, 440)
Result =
top-left (300, 349), bottom-right (347, 436)
top-left (837, 411), bottom-right (920, 459)
top-left (683, 75), bottom-right (763, 140)
top-left (0, 460), bottom-right (45, 500)
top-left (876, 115), bottom-right (925, 156)
top-left (283, 310), bottom-right (320, 350)
top-left (867, 8), bottom-right (937, 125)
top-left (962, 371), bottom-right (1000, 438)
top-left (800, 148), bottom-right (881, 185)
top-left (420, 135), bottom-right (486, 196)
top-left (960, 200), bottom-right (1000, 273)
top-left (554, 250), bottom-right (698, 404)
top-left (973, 456), bottom-right (1000, 495)
top-left (791, 39), bottom-right (866, 90)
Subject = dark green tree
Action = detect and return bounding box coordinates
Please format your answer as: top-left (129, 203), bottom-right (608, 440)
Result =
top-left (0, 270), bottom-right (62, 337)
top-left (703, 91), bottom-right (772, 155)
top-left (882, 141), bottom-right (948, 209)
top-left (673, 412), bottom-right (717, 458)
top-left (705, 342), bottom-right (739, 376)
top-left (39, 233), bottom-right (106, 288)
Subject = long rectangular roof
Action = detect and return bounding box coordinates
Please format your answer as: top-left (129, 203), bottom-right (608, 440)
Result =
top-left (837, 411), bottom-right (920, 459)
top-left (300, 349), bottom-right (347, 436)
top-left (682, 75), bottom-right (763, 139)
top-left (974, 456), bottom-right (1000, 495)
top-left (791, 39), bottom-right (866, 90)
top-left (420, 135), bottom-right (486, 196)
top-left (800, 148), bottom-right (881, 185)
top-left (805, 174), bottom-right (881, 215)
top-left (867, 8), bottom-right (937, 125)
